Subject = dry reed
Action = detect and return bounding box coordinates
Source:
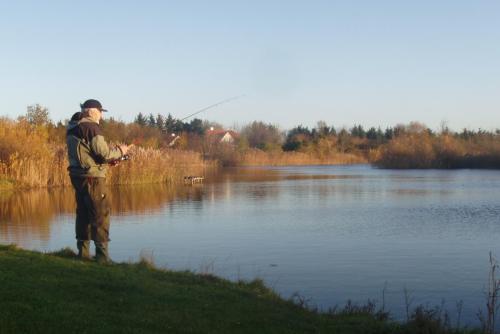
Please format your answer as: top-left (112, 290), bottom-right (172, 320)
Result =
top-left (237, 148), bottom-right (366, 166)
top-left (1, 147), bottom-right (212, 188)
top-left (0, 117), bottom-right (213, 188)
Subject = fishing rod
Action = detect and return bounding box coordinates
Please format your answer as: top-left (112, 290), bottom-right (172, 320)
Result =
top-left (167, 95), bottom-right (244, 147)
top-left (179, 95), bottom-right (245, 122)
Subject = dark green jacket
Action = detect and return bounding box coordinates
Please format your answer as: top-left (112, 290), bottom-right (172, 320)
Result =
top-left (66, 116), bottom-right (123, 178)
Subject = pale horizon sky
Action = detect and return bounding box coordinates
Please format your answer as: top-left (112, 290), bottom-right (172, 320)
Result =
top-left (0, 1), bottom-right (499, 131)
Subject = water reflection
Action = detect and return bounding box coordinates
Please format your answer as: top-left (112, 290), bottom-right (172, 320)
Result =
top-left (0, 169), bottom-right (289, 241)
top-left (2, 166), bottom-right (498, 236)
top-left (0, 185), bottom-right (175, 243)
top-left (0, 190), bottom-right (62, 243)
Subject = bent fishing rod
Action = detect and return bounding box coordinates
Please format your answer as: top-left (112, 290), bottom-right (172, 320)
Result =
top-left (115, 95), bottom-right (245, 152)
top-left (178, 95), bottom-right (245, 122)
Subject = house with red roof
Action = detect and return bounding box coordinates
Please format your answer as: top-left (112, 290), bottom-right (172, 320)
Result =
top-left (206, 128), bottom-right (239, 144)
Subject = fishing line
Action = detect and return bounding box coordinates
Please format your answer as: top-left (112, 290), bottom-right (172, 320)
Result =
top-left (179, 95), bottom-right (245, 122)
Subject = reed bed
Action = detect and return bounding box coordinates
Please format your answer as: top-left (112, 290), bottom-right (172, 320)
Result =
top-left (1, 146), bottom-right (68, 188)
top-left (107, 147), bottom-right (212, 185)
top-left (1, 117), bottom-right (215, 188)
top-left (1, 145), bottom-right (213, 189)
top-left (237, 148), bottom-right (367, 166)
top-left (0, 119), bottom-right (207, 188)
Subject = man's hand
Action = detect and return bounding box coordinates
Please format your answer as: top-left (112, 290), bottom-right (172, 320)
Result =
top-left (119, 144), bottom-right (134, 155)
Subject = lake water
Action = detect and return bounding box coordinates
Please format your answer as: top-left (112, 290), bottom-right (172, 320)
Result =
top-left (1, 165), bottom-right (500, 325)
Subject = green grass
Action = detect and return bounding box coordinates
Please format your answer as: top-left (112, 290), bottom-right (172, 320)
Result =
top-left (0, 245), bottom-right (481, 334)
top-left (0, 245), bottom-right (383, 333)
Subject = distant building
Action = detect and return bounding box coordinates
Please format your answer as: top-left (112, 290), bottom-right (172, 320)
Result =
top-left (206, 129), bottom-right (239, 144)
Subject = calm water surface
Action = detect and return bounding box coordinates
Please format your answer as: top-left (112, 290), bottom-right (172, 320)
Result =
top-left (1, 165), bottom-right (500, 325)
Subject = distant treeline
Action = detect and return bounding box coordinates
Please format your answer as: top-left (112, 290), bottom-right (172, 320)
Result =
top-left (1, 104), bottom-right (500, 188)
top-left (129, 112), bottom-right (500, 169)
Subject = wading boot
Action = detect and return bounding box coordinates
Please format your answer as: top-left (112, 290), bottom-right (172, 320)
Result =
top-left (95, 242), bottom-right (111, 263)
top-left (77, 240), bottom-right (90, 259)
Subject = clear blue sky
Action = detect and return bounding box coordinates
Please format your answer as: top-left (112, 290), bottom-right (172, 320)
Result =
top-left (1, 1), bottom-right (499, 131)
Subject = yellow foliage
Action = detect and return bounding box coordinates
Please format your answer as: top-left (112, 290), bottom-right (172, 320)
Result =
top-left (238, 148), bottom-right (366, 166)
top-left (0, 118), bottom-right (212, 188)
top-left (376, 129), bottom-right (500, 169)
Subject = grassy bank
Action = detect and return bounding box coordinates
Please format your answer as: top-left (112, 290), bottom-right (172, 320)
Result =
top-left (0, 245), bottom-right (383, 334)
top-left (0, 245), bottom-right (482, 334)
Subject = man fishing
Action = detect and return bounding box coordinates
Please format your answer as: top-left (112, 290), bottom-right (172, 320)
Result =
top-left (66, 99), bottom-right (132, 262)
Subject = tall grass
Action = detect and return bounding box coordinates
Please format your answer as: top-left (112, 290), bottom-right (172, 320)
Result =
top-left (237, 148), bottom-right (366, 166)
top-left (210, 146), bottom-right (366, 167)
top-left (0, 118), bottom-right (213, 188)
top-left (107, 147), bottom-right (212, 185)
top-left (1, 147), bottom-right (211, 188)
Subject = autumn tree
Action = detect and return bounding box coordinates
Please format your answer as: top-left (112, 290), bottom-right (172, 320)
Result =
top-left (241, 121), bottom-right (282, 150)
top-left (26, 104), bottom-right (50, 126)
top-left (315, 121), bottom-right (336, 137)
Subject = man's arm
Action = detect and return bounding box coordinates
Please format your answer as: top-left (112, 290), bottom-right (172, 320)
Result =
top-left (90, 134), bottom-right (123, 163)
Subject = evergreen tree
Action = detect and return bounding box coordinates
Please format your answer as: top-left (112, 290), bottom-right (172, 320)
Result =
top-left (384, 127), bottom-right (394, 140)
top-left (165, 113), bottom-right (175, 132)
top-left (189, 118), bottom-right (204, 135)
top-left (283, 125), bottom-right (312, 151)
top-left (350, 125), bottom-right (365, 138)
top-left (135, 112), bottom-right (147, 126)
top-left (155, 114), bottom-right (165, 131)
top-left (172, 119), bottom-right (184, 134)
top-left (366, 127), bottom-right (385, 142)
top-left (147, 113), bottom-right (156, 127)
top-left (366, 127), bottom-right (378, 140)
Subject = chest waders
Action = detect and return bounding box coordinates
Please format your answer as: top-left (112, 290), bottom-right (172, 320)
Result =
top-left (71, 176), bottom-right (111, 262)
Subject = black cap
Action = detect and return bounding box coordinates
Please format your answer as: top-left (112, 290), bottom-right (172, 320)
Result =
top-left (81, 99), bottom-right (108, 112)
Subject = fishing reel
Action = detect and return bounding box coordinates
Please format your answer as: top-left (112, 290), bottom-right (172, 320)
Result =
top-left (109, 154), bottom-right (130, 166)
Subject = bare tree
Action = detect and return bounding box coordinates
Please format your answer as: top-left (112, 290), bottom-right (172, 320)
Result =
top-left (26, 104), bottom-right (50, 126)
top-left (241, 121), bottom-right (282, 150)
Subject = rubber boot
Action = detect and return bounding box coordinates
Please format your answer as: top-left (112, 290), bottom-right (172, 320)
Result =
top-left (77, 240), bottom-right (90, 259)
top-left (95, 242), bottom-right (110, 263)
